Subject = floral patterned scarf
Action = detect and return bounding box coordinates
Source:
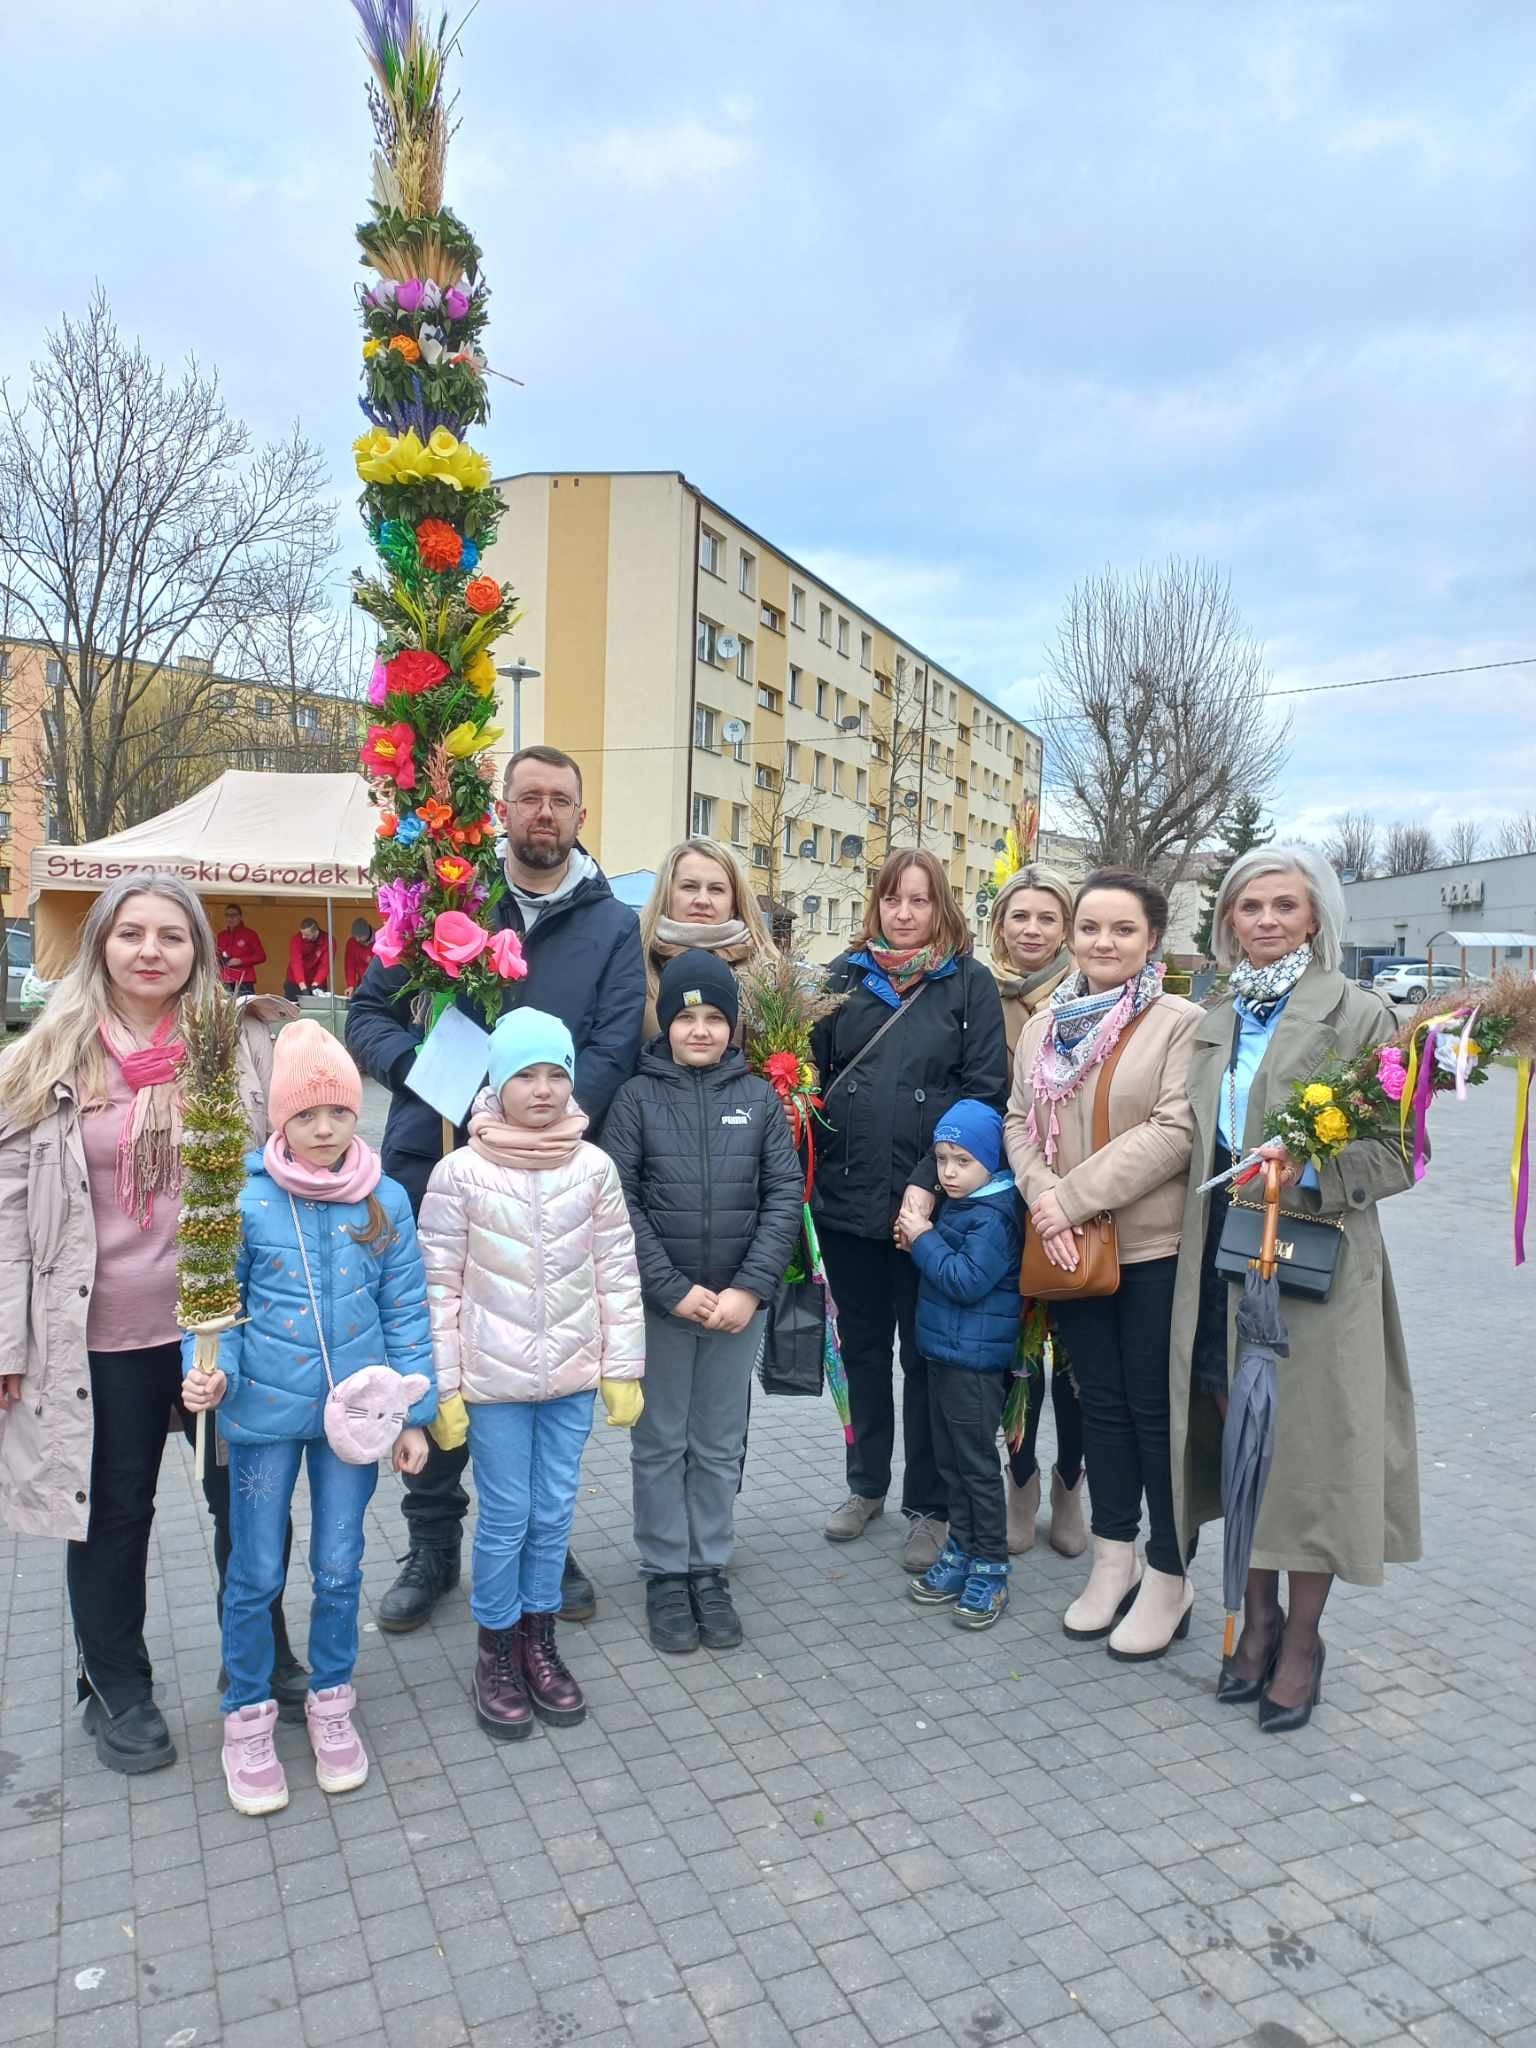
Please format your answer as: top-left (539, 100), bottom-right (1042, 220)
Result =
top-left (1025, 963), bottom-right (1164, 1164)
top-left (1229, 942), bottom-right (1312, 1024)
top-left (864, 938), bottom-right (956, 999)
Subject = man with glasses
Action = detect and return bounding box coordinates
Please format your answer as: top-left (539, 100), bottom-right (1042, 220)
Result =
top-left (348, 745), bottom-right (645, 1630)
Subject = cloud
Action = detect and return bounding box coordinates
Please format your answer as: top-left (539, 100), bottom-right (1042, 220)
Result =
top-left (591, 119), bottom-right (754, 191)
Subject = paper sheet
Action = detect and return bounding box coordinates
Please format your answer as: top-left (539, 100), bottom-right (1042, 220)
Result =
top-left (404, 1005), bottom-right (491, 1129)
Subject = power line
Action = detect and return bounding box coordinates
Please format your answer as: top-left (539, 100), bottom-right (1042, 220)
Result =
top-left (1266, 656), bottom-right (1536, 699)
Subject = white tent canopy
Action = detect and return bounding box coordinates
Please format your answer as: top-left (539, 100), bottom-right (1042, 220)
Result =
top-left (1427, 930), bottom-right (1536, 951)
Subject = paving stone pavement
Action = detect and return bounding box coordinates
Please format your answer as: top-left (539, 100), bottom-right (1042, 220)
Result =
top-left (3, 1070), bottom-right (1533, 2048)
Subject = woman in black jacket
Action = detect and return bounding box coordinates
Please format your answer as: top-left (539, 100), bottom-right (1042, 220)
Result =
top-left (605, 952), bottom-right (803, 1655)
top-left (810, 849), bottom-right (1008, 1572)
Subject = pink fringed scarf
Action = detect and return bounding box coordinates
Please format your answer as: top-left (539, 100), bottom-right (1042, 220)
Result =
top-left (97, 1013), bottom-right (186, 1227)
top-left (468, 1087), bottom-right (589, 1169)
top-left (1024, 964), bottom-right (1164, 1165)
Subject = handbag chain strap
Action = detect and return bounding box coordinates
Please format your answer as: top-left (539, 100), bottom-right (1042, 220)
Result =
top-left (286, 1192), bottom-right (338, 1396)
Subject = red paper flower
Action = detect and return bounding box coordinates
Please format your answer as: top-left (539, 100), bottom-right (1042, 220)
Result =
top-left (376, 811), bottom-right (398, 838)
top-left (434, 853), bottom-right (475, 889)
top-left (386, 648), bottom-right (450, 696)
top-left (416, 797), bottom-right (454, 834)
top-left (464, 576), bottom-right (502, 615)
top-left (360, 722), bottom-right (417, 790)
top-left (762, 1051), bottom-right (802, 1098)
top-left (416, 519), bottom-right (463, 573)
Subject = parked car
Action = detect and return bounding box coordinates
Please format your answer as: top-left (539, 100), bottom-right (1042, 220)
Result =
top-left (4, 921), bottom-right (37, 1029)
top-left (1374, 964), bottom-right (1467, 1004)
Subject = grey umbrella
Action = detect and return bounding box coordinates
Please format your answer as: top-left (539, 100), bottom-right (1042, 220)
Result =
top-left (1220, 1165), bottom-right (1289, 1661)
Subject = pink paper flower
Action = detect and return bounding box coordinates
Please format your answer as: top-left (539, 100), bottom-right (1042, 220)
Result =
top-left (487, 928), bottom-right (529, 981)
top-left (1376, 1048), bottom-right (1408, 1102)
top-left (373, 922), bottom-right (410, 968)
top-left (368, 658), bottom-right (389, 706)
top-left (422, 910), bottom-right (490, 978)
top-left (394, 279), bottom-right (425, 314)
top-left (444, 286), bottom-right (471, 321)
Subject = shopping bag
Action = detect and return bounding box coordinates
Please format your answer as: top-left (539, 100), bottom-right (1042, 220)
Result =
top-left (758, 1274), bottom-right (827, 1398)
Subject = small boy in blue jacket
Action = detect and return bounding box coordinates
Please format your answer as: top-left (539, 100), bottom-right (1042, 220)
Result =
top-left (899, 1099), bottom-right (1022, 1629)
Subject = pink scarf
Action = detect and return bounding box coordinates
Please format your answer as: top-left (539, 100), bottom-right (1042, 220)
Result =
top-left (98, 1012), bottom-right (186, 1226)
top-left (468, 1087), bottom-right (589, 1170)
top-left (262, 1133), bottom-right (383, 1204)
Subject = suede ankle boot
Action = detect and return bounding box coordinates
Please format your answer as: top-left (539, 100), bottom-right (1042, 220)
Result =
top-left (1107, 1566), bottom-right (1193, 1663)
top-left (518, 1613), bottom-right (586, 1726)
top-left (1062, 1538), bottom-right (1142, 1641)
top-left (1048, 1468), bottom-right (1088, 1557)
top-left (474, 1625), bottom-right (533, 1741)
top-left (1005, 1469), bottom-right (1040, 1554)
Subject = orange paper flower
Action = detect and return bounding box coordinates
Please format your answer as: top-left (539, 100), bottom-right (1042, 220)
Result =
top-left (435, 853), bottom-right (475, 889)
top-left (376, 811), bottom-right (398, 839)
top-left (415, 518), bottom-right (463, 573)
top-left (389, 335), bottom-right (422, 364)
top-left (464, 576), bottom-right (502, 615)
top-left (416, 798), bottom-right (453, 834)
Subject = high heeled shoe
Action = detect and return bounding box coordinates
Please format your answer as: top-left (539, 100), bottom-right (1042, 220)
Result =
top-left (1215, 1611), bottom-right (1285, 1705)
top-left (1259, 1639), bottom-right (1326, 1733)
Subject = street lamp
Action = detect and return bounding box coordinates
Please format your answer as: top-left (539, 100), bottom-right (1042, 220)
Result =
top-left (495, 662), bottom-right (542, 751)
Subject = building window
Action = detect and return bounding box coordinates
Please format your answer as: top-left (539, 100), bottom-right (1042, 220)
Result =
top-left (755, 764), bottom-right (778, 791)
top-left (46, 657), bottom-right (64, 688)
top-left (0, 757), bottom-right (8, 784)
top-left (697, 616), bottom-right (720, 666)
top-left (791, 585), bottom-right (805, 629)
top-left (0, 650), bottom-right (9, 680)
top-left (731, 803), bottom-right (748, 846)
top-left (928, 738), bottom-right (941, 771)
top-left (812, 752), bottom-right (827, 791)
top-left (295, 704), bottom-right (319, 732)
top-left (874, 670), bottom-right (891, 697)
top-left (783, 817), bottom-right (797, 857)
top-left (945, 748), bottom-right (954, 776)
top-left (0, 866), bottom-right (10, 893)
top-left (785, 741), bottom-right (800, 780)
top-left (832, 759), bottom-right (844, 796)
top-left (868, 801), bottom-right (885, 825)
top-left (815, 678), bottom-right (829, 719)
top-left (752, 843), bottom-right (772, 870)
top-left (700, 527), bottom-right (723, 576)
top-left (834, 689), bottom-right (847, 725)
top-left (871, 737), bottom-right (888, 763)
top-left (694, 703), bottom-right (717, 751)
top-left (0, 705), bottom-right (8, 733)
top-left (729, 719), bottom-right (749, 763)
top-left (691, 793), bottom-right (715, 837)
top-left (736, 637), bottom-right (754, 683)
top-left (213, 689), bottom-right (237, 714)
top-left (860, 631), bottom-right (872, 670)
top-left (926, 797), bottom-right (938, 826)
top-left (760, 601), bottom-right (783, 634)
top-left (756, 684), bottom-right (781, 713)
top-left (738, 549), bottom-right (756, 597)
top-left (856, 700), bottom-right (869, 735)
top-left (855, 767), bottom-right (867, 805)
top-left (931, 677), bottom-right (943, 710)
top-left (818, 604), bottom-right (832, 645)
top-left (836, 616), bottom-right (850, 657)
top-left (788, 664), bottom-right (803, 705)
top-left (0, 814), bottom-right (10, 841)
top-left (805, 900), bottom-right (821, 934)
top-left (254, 697), bottom-right (274, 719)
top-left (827, 899), bottom-right (841, 934)
top-left (42, 708), bottom-right (61, 746)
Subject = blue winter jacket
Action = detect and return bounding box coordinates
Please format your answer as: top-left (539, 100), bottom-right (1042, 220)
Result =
top-left (195, 1153), bottom-right (437, 1446)
top-left (910, 1176), bottom-right (1024, 1372)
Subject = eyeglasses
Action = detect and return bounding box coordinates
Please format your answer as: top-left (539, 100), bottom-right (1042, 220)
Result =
top-left (509, 792), bottom-right (579, 815)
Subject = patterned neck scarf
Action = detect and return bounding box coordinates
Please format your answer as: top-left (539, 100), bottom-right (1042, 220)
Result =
top-left (1025, 963), bottom-right (1164, 1165)
top-left (1229, 942), bottom-right (1312, 1024)
top-left (97, 1011), bottom-right (186, 1226)
top-left (864, 937), bottom-right (955, 998)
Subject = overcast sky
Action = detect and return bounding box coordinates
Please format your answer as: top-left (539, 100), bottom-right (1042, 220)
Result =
top-left (2, 0), bottom-right (1531, 847)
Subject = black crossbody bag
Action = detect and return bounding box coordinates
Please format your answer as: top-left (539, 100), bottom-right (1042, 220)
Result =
top-left (1212, 1019), bottom-right (1344, 1302)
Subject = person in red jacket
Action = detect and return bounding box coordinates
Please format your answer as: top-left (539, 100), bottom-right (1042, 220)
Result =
top-left (343, 919), bottom-right (375, 996)
top-left (284, 918), bottom-right (331, 1001)
top-left (216, 905), bottom-right (266, 993)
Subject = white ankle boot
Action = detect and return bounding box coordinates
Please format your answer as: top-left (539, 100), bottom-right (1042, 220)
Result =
top-left (1005, 1469), bottom-right (1039, 1554)
top-left (1107, 1565), bottom-right (1193, 1662)
top-left (1062, 1538), bottom-right (1141, 1640)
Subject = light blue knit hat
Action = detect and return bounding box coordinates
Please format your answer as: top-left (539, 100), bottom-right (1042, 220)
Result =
top-left (488, 1008), bottom-right (575, 1094)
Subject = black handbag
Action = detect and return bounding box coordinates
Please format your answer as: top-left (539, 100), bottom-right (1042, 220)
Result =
top-left (1214, 1199), bottom-right (1343, 1300)
top-left (757, 1275), bottom-right (827, 1397)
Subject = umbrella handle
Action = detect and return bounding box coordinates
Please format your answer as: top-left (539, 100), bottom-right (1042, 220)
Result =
top-left (1258, 1160), bottom-right (1281, 1281)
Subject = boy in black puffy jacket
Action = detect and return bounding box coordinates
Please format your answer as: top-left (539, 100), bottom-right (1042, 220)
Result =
top-left (897, 1099), bottom-right (1022, 1630)
top-left (605, 951), bottom-right (803, 1655)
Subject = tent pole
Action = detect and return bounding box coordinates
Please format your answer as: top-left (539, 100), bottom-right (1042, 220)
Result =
top-left (326, 896), bottom-right (339, 1042)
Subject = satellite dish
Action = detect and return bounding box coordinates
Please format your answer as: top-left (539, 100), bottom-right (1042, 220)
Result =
top-left (798, 839), bottom-right (817, 858)
top-left (840, 835), bottom-right (863, 858)
top-left (840, 714), bottom-right (861, 731)
top-left (993, 838), bottom-right (1007, 853)
top-left (802, 896), bottom-right (821, 912)
top-left (722, 718), bottom-right (747, 744)
top-left (717, 633), bottom-right (740, 659)
top-left (904, 791), bottom-right (918, 808)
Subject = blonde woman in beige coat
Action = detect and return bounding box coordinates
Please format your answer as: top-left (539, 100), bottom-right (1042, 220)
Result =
top-left (0, 874), bottom-right (292, 1776)
top-left (638, 838), bottom-right (776, 1041)
top-left (1006, 868), bottom-right (1200, 1662)
top-left (987, 868), bottom-right (1086, 1557)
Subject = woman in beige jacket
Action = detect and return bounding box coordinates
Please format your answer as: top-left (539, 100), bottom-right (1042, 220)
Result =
top-left (1006, 867), bottom-right (1200, 1661)
top-left (638, 837), bottom-right (776, 1041)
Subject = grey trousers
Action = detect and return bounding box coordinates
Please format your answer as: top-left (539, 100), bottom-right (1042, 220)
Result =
top-left (632, 1306), bottom-right (765, 1578)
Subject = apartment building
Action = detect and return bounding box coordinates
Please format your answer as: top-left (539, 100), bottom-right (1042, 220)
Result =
top-left (0, 640), bottom-right (43, 929)
top-left (480, 472), bottom-right (1044, 962)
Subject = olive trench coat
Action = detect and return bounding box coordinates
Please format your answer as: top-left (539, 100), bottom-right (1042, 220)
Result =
top-left (1169, 965), bottom-right (1421, 1586)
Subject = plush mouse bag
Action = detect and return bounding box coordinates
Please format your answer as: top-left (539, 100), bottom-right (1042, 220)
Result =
top-left (287, 1194), bottom-right (430, 1465)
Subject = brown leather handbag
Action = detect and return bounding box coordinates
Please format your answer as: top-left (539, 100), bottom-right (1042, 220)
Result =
top-left (1018, 1009), bottom-right (1152, 1302)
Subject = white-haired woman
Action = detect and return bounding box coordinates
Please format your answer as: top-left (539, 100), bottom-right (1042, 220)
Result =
top-left (1169, 846), bottom-right (1419, 1733)
top-left (0, 875), bottom-right (299, 1775)
top-left (987, 867), bottom-right (1086, 1557)
top-left (638, 838), bottom-right (777, 1041)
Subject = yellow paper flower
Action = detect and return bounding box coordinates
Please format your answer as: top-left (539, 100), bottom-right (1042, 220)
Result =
top-left (445, 720), bottom-right (504, 758)
top-left (362, 338), bottom-right (383, 360)
top-left (1300, 1083), bottom-right (1334, 1108)
top-left (464, 650), bottom-right (497, 695)
top-left (1312, 1106), bottom-right (1351, 1148)
top-left (427, 427), bottom-right (460, 458)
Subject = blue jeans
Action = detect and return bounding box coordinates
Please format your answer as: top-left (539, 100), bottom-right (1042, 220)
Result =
top-left (223, 1438), bottom-right (378, 1711)
top-left (467, 1394), bottom-right (594, 1629)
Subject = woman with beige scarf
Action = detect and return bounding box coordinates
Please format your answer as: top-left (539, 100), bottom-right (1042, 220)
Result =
top-left (638, 838), bottom-right (776, 1040)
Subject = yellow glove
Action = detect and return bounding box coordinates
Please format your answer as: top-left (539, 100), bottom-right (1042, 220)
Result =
top-left (600, 1378), bottom-right (644, 1429)
top-left (427, 1391), bottom-right (469, 1452)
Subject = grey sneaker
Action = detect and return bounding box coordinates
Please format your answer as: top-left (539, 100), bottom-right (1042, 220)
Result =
top-left (824, 1494), bottom-right (886, 1542)
top-left (901, 1514), bottom-right (949, 1574)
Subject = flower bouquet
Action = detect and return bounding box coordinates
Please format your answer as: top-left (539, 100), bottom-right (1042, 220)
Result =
top-left (349, 0), bottom-right (526, 1025)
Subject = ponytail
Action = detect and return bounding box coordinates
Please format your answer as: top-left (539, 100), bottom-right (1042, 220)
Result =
top-left (346, 1194), bottom-right (397, 1255)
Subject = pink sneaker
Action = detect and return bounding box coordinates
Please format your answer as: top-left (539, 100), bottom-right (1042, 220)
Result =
top-left (306, 1685), bottom-right (369, 1794)
top-left (221, 1701), bottom-right (288, 1817)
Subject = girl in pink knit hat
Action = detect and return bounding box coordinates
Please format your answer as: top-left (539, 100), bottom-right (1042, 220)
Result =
top-left (182, 1021), bottom-right (436, 1816)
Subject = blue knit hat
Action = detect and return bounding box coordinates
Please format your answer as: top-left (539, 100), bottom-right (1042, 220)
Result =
top-left (932, 1098), bottom-right (1004, 1175)
top-left (488, 1007), bottom-right (576, 1094)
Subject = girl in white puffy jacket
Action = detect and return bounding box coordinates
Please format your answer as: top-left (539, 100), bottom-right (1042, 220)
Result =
top-left (417, 1009), bottom-right (644, 1742)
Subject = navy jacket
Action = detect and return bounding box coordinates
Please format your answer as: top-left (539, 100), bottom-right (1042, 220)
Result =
top-left (603, 1043), bottom-right (804, 1315)
top-left (910, 1178), bottom-right (1024, 1372)
top-left (346, 855), bottom-right (645, 1214)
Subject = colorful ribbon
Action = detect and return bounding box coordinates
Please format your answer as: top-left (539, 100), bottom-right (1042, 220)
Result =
top-left (1514, 1057), bottom-right (1532, 1268)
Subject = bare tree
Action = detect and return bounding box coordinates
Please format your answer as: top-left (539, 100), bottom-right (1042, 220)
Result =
top-left (1322, 809), bottom-right (1378, 880)
top-left (749, 747), bottom-right (853, 936)
top-left (1444, 819), bottom-right (1484, 866)
top-left (0, 292), bottom-right (334, 841)
top-left (1494, 810), bottom-right (1536, 857)
top-left (882, 659), bottom-right (957, 855)
top-left (1040, 558), bottom-right (1287, 876)
top-left (1382, 821), bottom-right (1441, 875)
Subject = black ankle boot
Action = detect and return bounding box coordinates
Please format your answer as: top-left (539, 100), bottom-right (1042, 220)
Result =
top-left (377, 1547), bottom-right (460, 1633)
top-left (82, 1695), bottom-right (177, 1776)
top-left (645, 1576), bottom-right (699, 1654)
top-left (559, 1551), bottom-right (596, 1623)
top-left (688, 1570), bottom-right (743, 1650)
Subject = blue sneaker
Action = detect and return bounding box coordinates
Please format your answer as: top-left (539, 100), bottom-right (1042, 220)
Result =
top-left (908, 1545), bottom-right (971, 1606)
top-left (954, 1560), bottom-right (1010, 1630)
